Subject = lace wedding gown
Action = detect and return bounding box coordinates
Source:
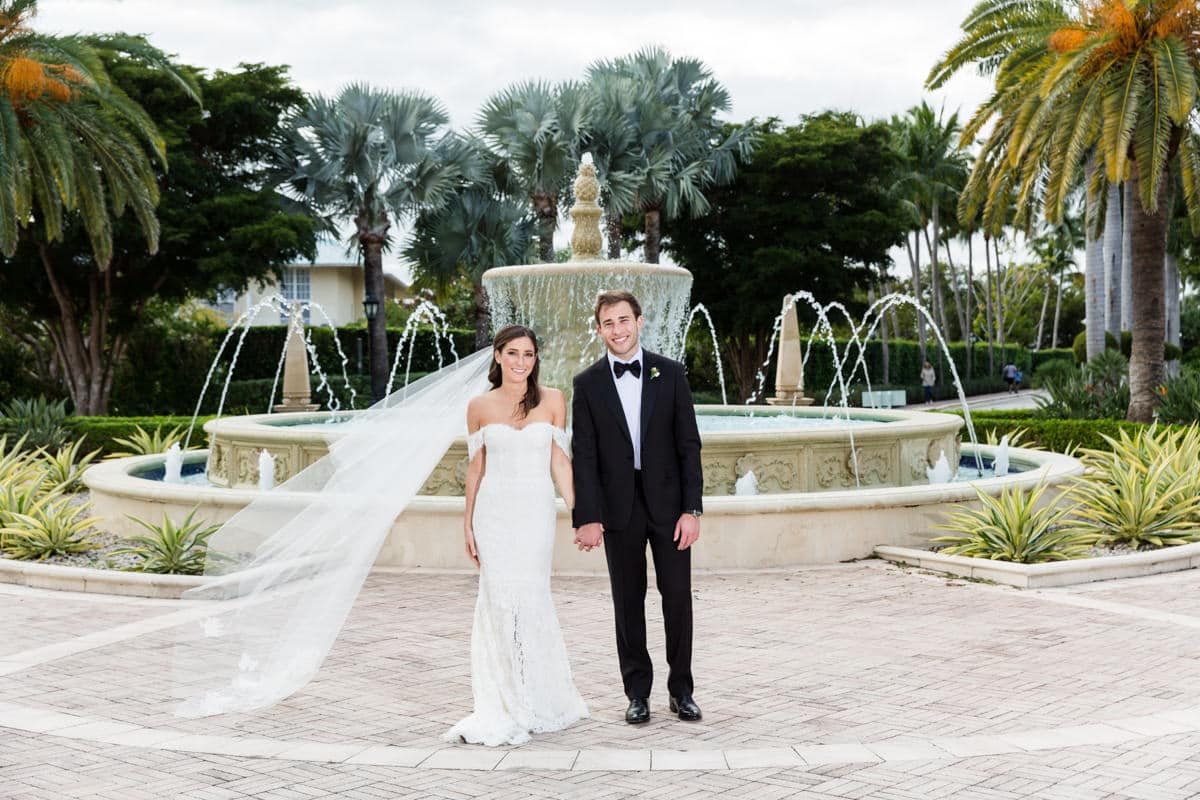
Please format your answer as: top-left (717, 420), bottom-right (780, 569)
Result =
top-left (445, 422), bottom-right (589, 746)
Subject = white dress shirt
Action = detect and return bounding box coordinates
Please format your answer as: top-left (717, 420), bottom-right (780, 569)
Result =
top-left (607, 347), bottom-right (643, 470)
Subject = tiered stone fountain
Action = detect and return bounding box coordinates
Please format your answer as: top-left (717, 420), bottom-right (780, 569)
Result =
top-left (83, 157), bottom-right (1084, 572)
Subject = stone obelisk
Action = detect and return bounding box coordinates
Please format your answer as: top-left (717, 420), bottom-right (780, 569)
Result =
top-left (766, 296), bottom-right (814, 406)
top-left (274, 302), bottom-right (319, 413)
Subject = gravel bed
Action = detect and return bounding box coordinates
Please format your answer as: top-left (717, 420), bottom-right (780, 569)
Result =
top-left (0, 490), bottom-right (143, 571)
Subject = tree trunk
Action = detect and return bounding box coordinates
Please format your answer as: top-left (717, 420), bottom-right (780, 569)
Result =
top-left (943, 238), bottom-right (967, 343)
top-left (606, 211), bottom-right (621, 260)
top-left (39, 245), bottom-right (115, 415)
top-left (473, 281), bottom-right (491, 350)
top-left (1034, 274), bottom-right (1050, 349)
top-left (1125, 167), bottom-right (1169, 422)
top-left (993, 237), bottom-right (1006, 354)
top-left (1051, 264), bottom-right (1064, 349)
top-left (983, 234), bottom-right (996, 376)
top-left (532, 192), bottom-right (557, 263)
top-left (361, 237), bottom-right (389, 403)
top-left (1084, 154), bottom-right (1106, 359)
top-left (925, 207), bottom-right (949, 336)
top-left (965, 234), bottom-right (974, 378)
top-left (904, 232), bottom-right (927, 362)
top-left (728, 332), bottom-right (768, 403)
top-left (1165, 251), bottom-right (1181, 378)
top-left (870, 283), bottom-right (890, 385)
top-left (1104, 181), bottom-right (1123, 340)
top-left (644, 208), bottom-right (662, 264)
top-left (1121, 180), bottom-right (1133, 330)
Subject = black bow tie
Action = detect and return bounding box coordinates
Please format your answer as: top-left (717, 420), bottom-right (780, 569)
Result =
top-left (613, 359), bottom-right (641, 379)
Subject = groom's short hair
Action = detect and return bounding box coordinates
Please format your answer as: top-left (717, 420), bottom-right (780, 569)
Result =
top-left (594, 290), bottom-right (643, 325)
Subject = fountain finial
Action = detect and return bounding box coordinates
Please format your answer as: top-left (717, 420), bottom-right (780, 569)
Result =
top-left (569, 153), bottom-right (604, 261)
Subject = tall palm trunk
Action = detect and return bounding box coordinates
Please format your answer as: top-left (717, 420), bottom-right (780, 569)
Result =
top-left (1084, 154), bottom-right (1106, 359)
top-left (473, 281), bottom-right (491, 350)
top-left (606, 211), bottom-right (622, 259)
top-left (1125, 168), bottom-right (1169, 422)
top-left (1051, 264), bottom-right (1064, 349)
top-left (1121, 180), bottom-right (1133, 330)
top-left (644, 208), bottom-right (662, 263)
top-left (361, 235), bottom-right (389, 403)
top-left (1104, 181), bottom-right (1123, 340)
top-left (1166, 251), bottom-right (1181, 377)
top-left (925, 213), bottom-right (949, 335)
top-left (1034, 275), bottom-right (1050, 349)
top-left (532, 192), bottom-right (557, 262)
top-left (871, 283), bottom-right (890, 384)
top-left (983, 234), bottom-right (996, 376)
top-left (993, 237), bottom-right (1006, 353)
top-left (904, 232), bottom-right (927, 362)
top-left (965, 233), bottom-right (974, 378)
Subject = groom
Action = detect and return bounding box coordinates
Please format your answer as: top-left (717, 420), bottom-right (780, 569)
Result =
top-left (572, 290), bottom-right (704, 724)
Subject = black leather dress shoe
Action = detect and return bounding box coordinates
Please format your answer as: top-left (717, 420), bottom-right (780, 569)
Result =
top-left (625, 697), bottom-right (650, 724)
top-left (669, 694), bottom-right (702, 721)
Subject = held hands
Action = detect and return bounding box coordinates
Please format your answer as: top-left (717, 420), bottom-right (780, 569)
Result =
top-left (574, 522), bottom-right (603, 552)
top-left (464, 525), bottom-right (480, 568)
top-left (674, 513), bottom-right (700, 551)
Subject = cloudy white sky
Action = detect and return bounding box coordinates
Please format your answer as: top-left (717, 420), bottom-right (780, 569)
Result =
top-left (39, 0), bottom-right (995, 276)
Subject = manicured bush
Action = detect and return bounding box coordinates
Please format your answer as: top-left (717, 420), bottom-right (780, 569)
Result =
top-left (64, 416), bottom-right (214, 457)
top-left (943, 412), bottom-right (1174, 454)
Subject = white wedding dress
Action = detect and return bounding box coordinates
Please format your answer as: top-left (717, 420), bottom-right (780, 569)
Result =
top-left (445, 422), bottom-right (589, 746)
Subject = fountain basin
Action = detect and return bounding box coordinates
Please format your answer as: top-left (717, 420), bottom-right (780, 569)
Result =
top-left (202, 405), bottom-right (964, 494)
top-left (83, 445), bottom-right (1081, 572)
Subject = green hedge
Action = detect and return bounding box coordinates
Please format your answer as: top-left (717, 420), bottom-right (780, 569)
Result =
top-left (941, 410), bottom-right (1170, 453)
top-left (800, 338), bottom-right (1073, 396)
top-left (111, 325), bottom-right (475, 416)
top-left (63, 415), bottom-right (214, 456)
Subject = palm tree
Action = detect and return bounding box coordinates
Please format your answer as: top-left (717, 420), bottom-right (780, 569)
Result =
top-left (930, 0), bottom-right (1200, 421)
top-left (406, 144), bottom-right (535, 348)
top-left (586, 47), bottom-right (754, 263)
top-left (0, 0), bottom-right (200, 414)
top-left (273, 85), bottom-right (479, 402)
top-left (892, 103), bottom-right (969, 340)
top-left (477, 81), bottom-right (588, 263)
top-left (1083, 152), bottom-right (1106, 359)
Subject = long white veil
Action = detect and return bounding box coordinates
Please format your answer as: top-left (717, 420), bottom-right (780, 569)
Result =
top-left (172, 347), bottom-right (492, 718)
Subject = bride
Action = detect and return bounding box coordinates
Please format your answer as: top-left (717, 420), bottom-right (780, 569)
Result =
top-left (447, 324), bottom-right (589, 745)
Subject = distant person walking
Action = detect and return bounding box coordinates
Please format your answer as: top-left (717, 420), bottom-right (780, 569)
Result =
top-left (920, 361), bottom-right (936, 405)
top-left (1002, 362), bottom-right (1018, 393)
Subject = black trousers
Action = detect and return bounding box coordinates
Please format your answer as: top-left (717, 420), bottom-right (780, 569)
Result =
top-left (603, 473), bottom-right (694, 700)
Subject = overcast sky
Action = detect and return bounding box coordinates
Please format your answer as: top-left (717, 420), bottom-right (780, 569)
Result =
top-left (38, 0), bottom-right (994, 277)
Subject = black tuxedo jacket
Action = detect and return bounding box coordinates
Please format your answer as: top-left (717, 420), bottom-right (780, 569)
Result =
top-left (571, 350), bottom-right (703, 530)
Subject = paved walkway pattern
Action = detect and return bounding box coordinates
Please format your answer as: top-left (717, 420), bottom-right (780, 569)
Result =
top-left (3, 560), bottom-right (1200, 798)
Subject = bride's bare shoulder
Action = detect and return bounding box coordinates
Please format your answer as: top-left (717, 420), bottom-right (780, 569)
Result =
top-left (467, 390), bottom-right (501, 425)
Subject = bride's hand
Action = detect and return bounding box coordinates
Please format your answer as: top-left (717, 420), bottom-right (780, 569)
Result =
top-left (464, 527), bottom-right (480, 568)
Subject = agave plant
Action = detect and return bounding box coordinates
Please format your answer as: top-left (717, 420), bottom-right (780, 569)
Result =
top-left (0, 397), bottom-right (70, 451)
top-left (113, 508), bottom-right (226, 575)
top-left (932, 481), bottom-right (1088, 563)
top-left (36, 438), bottom-right (101, 492)
top-left (0, 476), bottom-right (60, 551)
top-left (981, 426), bottom-right (1043, 451)
top-left (1065, 455), bottom-right (1200, 548)
top-left (0, 495), bottom-right (100, 560)
top-left (104, 424), bottom-right (189, 459)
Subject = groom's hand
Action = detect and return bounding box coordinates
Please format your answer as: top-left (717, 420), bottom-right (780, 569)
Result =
top-left (674, 513), bottom-right (701, 550)
top-left (575, 522), bottom-right (603, 552)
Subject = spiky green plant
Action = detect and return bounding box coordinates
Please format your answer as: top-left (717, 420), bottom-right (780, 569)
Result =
top-left (0, 475), bottom-right (59, 551)
top-left (112, 508), bottom-right (225, 575)
top-left (1066, 450), bottom-right (1200, 548)
top-left (103, 424), bottom-right (189, 459)
top-left (981, 426), bottom-right (1043, 450)
top-left (36, 438), bottom-right (100, 492)
top-left (0, 495), bottom-right (100, 560)
top-left (932, 481), bottom-right (1088, 562)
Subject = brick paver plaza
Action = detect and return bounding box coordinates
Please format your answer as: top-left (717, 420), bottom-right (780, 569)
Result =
top-left (4, 559), bottom-right (1200, 798)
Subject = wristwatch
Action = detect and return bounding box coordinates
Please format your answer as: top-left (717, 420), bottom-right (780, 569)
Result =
top-left (684, 509), bottom-right (703, 518)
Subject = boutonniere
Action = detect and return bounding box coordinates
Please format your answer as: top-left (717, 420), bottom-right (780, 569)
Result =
top-left (650, 367), bottom-right (661, 380)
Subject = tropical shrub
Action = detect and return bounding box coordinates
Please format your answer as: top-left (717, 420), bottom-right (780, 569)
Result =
top-left (0, 397), bottom-right (71, 451)
top-left (1035, 349), bottom-right (1129, 420)
top-left (932, 481), bottom-right (1087, 563)
top-left (1156, 373), bottom-right (1200, 425)
top-left (113, 508), bottom-right (225, 575)
top-left (0, 495), bottom-right (100, 561)
top-left (1065, 458), bottom-right (1200, 549)
top-left (36, 439), bottom-right (101, 493)
top-left (104, 424), bottom-right (190, 459)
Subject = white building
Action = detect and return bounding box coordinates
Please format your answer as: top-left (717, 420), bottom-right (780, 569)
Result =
top-left (211, 241), bottom-right (409, 326)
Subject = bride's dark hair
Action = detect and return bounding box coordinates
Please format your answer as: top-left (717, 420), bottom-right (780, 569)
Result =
top-left (488, 324), bottom-right (541, 419)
